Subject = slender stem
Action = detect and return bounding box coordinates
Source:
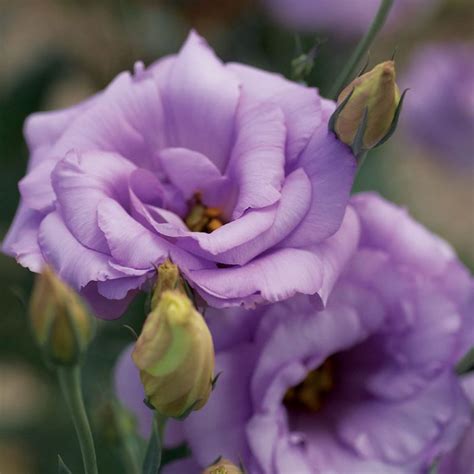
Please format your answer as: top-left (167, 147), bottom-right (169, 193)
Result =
top-left (329, 0), bottom-right (394, 99)
top-left (114, 402), bottom-right (142, 474)
top-left (58, 367), bottom-right (98, 474)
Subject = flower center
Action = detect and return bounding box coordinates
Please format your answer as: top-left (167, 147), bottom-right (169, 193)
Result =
top-left (185, 194), bottom-right (224, 233)
top-left (283, 358), bottom-right (335, 413)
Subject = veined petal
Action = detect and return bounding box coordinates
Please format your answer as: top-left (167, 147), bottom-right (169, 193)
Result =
top-left (227, 63), bottom-right (323, 163)
top-left (159, 147), bottom-right (222, 199)
top-left (52, 150), bottom-right (136, 252)
top-left (158, 31), bottom-right (240, 172)
top-left (283, 128), bottom-right (356, 247)
top-left (228, 95), bottom-right (285, 219)
top-left (38, 211), bottom-right (120, 289)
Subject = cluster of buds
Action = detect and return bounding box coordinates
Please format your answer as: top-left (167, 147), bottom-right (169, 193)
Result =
top-left (29, 266), bottom-right (93, 367)
top-left (330, 60), bottom-right (407, 157)
top-left (132, 260), bottom-right (215, 419)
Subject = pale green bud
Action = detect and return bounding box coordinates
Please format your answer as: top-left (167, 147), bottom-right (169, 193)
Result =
top-left (132, 290), bottom-right (215, 418)
top-left (29, 266), bottom-right (93, 366)
top-left (335, 60), bottom-right (401, 150)
top-left (203, 458), bottom-right (242, 474)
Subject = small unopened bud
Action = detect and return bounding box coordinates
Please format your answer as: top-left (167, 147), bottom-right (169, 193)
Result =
top-left (334, 60), bottom-right (401, 151)
top-left (203, 458), bottom-right (242, 474)
top-left (132, 290), bottom-right (215, 418)
top-left (29, 266), bottom-right (93, 366)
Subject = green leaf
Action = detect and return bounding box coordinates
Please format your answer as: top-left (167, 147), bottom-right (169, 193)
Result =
top-left (142, 417), bottom-right (162, 474)
top-left (57, 455), bottom-right (73, 474)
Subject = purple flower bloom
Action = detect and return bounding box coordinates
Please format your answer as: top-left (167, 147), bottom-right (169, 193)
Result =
top-left (262, 0), bottom-right (440, 36)
top-left (2, 31), bottom-right (357, 318)
top-left (402, 42), bottom-right (474, 167)
top-left (438, 374), bottom-right (474, 474)
top-left (115, 193), bottom-right (474, 473)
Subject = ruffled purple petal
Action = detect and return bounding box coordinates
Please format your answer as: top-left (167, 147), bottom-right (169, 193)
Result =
top-left (157, 31), bottom-right (240, 172)
top-left (38, 211), bottom-right (121, 289)
top-left (227, 63), bottom-right (323, 163)
top-left (227, 95), bottom-right (285, 219)
top-left (52, 150), bottom-right (136, 252)
top-left (282, 128), bottom-right (356, 247)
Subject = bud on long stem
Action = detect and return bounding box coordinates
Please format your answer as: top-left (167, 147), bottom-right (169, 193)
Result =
top-left (29, 267), bottom-right (98, 474)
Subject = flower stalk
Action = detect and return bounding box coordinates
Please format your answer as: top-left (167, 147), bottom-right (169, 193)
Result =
top-left (57, 367), bottom-right (98, 474)
top-left (329, 0), bottom-right (394, 99)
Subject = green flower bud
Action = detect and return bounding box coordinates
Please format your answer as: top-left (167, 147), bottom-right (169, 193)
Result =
top-left (335, 60), bottom-right (401, 150)
top-left (29, 266), bottom-right (93, 366)
top-left (132, 290), bottom-right (215, 419)
top-left (203, 458), bottom-right (242, 474)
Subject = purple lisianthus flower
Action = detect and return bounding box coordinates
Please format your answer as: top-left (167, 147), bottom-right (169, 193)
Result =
top-left (438, 373), bottom-right (474, 474)
top-left (263, 0), bottom-right (440, 36)
top-left (1, 31), bottom-right (358, 318)
top-left (115, 193), bottom-right (474, 473)
top-left (402, 42), bottom-right (474, 167)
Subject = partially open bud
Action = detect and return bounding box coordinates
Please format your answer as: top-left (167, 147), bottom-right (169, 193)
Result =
top-left (29, 266), bottom-right (93, 366)
top-left (132, 290), bottom-right (215, 418)
top-left (334, 61), bottom-right (401, 152)
top-left (203, 458), bottom-right (242, 474)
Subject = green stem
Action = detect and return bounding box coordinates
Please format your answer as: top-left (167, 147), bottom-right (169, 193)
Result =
top-left (113, 402), bottom-right (142, 474)
top-left (58, 367), bottom-right (98, 474)
top-left (329, 0), bottom-right (394, 99)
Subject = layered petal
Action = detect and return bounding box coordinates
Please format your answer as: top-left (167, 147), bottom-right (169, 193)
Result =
top-left (227, 63), bottom-right (323, 163)
top-left (282, 128), bottom-right (356, 247)
top-left (190, 206), bottom-right (359, 307)
top-left (157, 31), bottom-right (240, 172)
top-left (38, 211), bottom-right (120, 289)
top-left (52, 150), bottom-right (136, 252)
top-left (227, 95), bottom-right (286, 219)
top-left (51, 67), bottom-right (165, 169)
top-left (1, 202), bottom-right (45, 272)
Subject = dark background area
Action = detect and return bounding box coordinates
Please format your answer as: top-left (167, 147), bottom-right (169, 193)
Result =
top-left (0, 0), bottom-right (472, 472)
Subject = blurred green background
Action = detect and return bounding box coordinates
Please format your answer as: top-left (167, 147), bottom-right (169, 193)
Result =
top-left (0, 0), bottom-right (472, 472)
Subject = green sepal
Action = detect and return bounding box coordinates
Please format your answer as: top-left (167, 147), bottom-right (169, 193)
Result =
top-left (173, 399), bottom-right (202, 421)
top-left (328, 87), bottom-right (355, 135)
top-left (208, 455), bottom-right (223, 467)
top-left (351, 106), bottom-right (369, 157)
top-left (456, 346), bottom-right (474, 374)
top-left (143, 397), bottom-right (155, 411)
top-left (57, 455), bottom-right (73, 474)
top-left (211, 372), bottom-right (223, 390)
top-left (373, 88), bottom-right (409, 148)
